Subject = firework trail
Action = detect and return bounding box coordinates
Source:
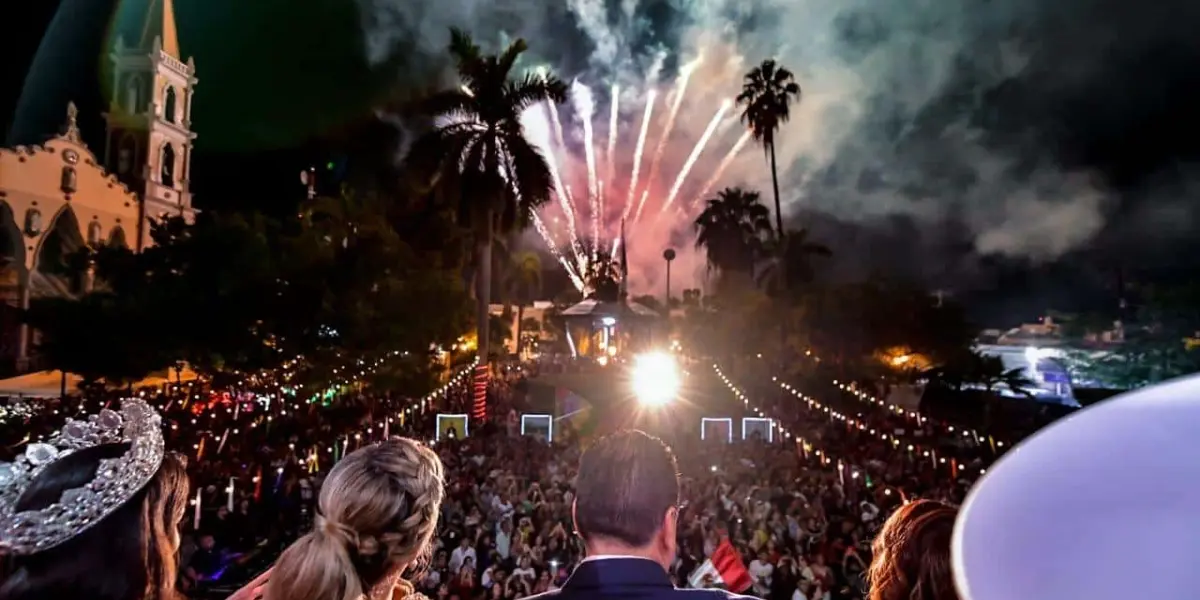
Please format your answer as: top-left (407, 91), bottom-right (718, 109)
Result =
top-left (571, 81), bottom-right (601, 259)
top-left (598, 179), bottom-right (605, 229)
top-left (527, 104), bottom-right (581, 250)
top-left (623, 90), bottom-right (657, 222)
top-left (538, 67), bottom-right (569, 151)
top-left (606, 84), bottom-right (620, 206)
top-left (661, 99), bottom-right (734, 213)
top-left (634, 188), bottom-right (651, 222)
top-left (546, 100), bottom-right (578, 226)
top-left (637, 57), bottom-right (701, 221)
top-left (693, 129), bottom-right (753, 206)
top-left (532, 210), bottom-right (585, 290)
top-left (520, 57), bottom-right (755, 293)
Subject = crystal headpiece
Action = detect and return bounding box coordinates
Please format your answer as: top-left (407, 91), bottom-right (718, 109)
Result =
top-left (0, 399), bottom-right (165, 555)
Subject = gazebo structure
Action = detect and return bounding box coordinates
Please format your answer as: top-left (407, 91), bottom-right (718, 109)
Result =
top-left (557, 298), bottom-right (661, 361)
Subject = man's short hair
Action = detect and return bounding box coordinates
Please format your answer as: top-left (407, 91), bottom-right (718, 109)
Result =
top-left (574, 429), bottom-right (680, 547)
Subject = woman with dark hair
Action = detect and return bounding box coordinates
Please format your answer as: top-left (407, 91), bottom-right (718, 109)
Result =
top-left (867, 500), bottom-right (959, 600)
top-left (0, 400), bottom-right (189, 600)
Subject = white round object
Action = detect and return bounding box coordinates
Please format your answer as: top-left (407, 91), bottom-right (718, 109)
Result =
top-left (954, 374), bottom-right (1200, 600)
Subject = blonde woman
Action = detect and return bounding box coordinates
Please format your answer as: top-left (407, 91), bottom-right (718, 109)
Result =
top-left (244, 438), bottom-right (445, 600)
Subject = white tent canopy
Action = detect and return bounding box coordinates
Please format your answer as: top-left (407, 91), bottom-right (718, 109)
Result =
top-left (0, 370), bottom-right (84, 398)
top-left (0, 366), bottom-right (202, 399)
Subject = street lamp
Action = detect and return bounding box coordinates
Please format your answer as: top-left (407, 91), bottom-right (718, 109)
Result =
top-left (663, 248), bottom-right (676, 314)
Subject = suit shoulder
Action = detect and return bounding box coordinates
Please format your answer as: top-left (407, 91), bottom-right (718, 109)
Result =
top-left (524, 589), bottom-right (565, 600)
top-left (669, 589), bottom-right (759, 600)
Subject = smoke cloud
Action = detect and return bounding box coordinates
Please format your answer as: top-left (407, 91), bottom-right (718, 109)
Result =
top-left (352, 0), bottom-right (1194, 294)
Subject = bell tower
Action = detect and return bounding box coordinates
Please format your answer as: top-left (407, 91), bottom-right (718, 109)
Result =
top-left (102, 0), bottom-right (197, 249)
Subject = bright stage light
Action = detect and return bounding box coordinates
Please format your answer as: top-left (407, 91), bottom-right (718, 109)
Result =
top-left (631, 351), bottom-right (681, 406)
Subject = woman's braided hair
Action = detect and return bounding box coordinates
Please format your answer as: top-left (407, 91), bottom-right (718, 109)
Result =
top-left (265, 438), bottom-right (445, 600)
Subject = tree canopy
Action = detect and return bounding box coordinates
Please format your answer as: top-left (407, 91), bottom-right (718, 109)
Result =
top-left (409, 27), bottom-right (568, 363)
top-left (26, 190), bottom-right (472, 391)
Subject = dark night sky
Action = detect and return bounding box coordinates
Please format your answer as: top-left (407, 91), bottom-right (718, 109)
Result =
top-left (2, 0), bottom-right (1198, 325)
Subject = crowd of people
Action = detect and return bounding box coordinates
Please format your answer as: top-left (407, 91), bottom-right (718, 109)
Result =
top-left (0, 356), bottom-right (1007, 600)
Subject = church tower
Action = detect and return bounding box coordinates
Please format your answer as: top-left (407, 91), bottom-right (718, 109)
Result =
top-left (102, 0), bottom-right (197, 249)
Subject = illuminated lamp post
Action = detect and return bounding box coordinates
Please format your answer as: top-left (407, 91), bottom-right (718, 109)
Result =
top-left (663, 248), bottom-right (676, 315)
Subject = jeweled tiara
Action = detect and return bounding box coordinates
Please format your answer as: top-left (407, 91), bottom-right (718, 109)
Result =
top-left (0, 399), bottom-right (165, 555)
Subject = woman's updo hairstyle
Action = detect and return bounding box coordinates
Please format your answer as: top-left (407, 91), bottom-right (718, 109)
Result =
top-left (265, 438), bottom-right (445, 600)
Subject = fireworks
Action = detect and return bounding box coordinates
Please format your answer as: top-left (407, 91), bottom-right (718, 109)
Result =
top-left (660, 99), bottom-right (734, 216)
top-left (521, 56), bottom-right (750, 292)
top-left (624, 89), bottom-right (656, 223)
top-left (694, 130), bottom-right (754, 208)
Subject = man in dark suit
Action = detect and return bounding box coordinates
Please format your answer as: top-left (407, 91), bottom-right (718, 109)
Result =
top-left (529, 430), bottom-right (758, 600)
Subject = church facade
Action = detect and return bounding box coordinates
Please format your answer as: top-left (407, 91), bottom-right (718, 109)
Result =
top-left (0, 0), bottom-right (196, 368)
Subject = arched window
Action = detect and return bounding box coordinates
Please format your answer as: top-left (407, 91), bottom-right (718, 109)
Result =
top-left (60, 167), bottom-right (77, 193)
top-left (24, 209), bottom-right (42, 237)
top-left (164, 86), bottom-right (178, 123)
top-left (117, 135), bottom-right (137, 175)
top-left (125, 76), bottom-right (141, 113)
top-left (161, 144), bottom-right (176, 187)
top-left (87, 222), bottom-right (103, 245)
top-left (108, 227), bottom-right (128, 248)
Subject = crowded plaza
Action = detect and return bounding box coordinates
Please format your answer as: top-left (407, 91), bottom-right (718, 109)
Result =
top-left (4, 2), bottom-right (1198, 598)
top-left (1, 348), bottom-right (1041, 600)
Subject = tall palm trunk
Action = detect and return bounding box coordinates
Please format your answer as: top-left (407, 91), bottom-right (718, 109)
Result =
top-left (477, 209), bottom-right (495, 367)
top-left (769, 137), bottom-right (784, 239)
top-left (771, 151), bottom-right (788, 376)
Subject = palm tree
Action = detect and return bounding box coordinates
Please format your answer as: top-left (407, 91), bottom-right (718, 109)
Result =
top-left (736, 59), bottom-right (802, 239)
top-left (693, 187), bottom-right (773, 275)
top-left (505, 251), bottom-right (542, 356)
top-left (927, 351), bottom-right (1036, 428)
top-left (972, 354), bottom-right (1036, 397)
top-left (411, 28), bottom-right (568, 366)
top-left (583, 254), bottom-right (621, 302)
top-left (755, 228), bottom-right (831, 296)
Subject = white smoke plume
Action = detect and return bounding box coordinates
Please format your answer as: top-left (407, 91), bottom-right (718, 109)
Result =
top-left (354, 0), bottom-right (1119, 293)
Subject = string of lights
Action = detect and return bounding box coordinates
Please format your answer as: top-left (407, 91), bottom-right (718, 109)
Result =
top-left (828, 377), bottom-right (1009, 451)
top-left (5, 355), bottom-right (480, 458)
top-left (202, 358), bottom-right (480, 515)
top-left (752, 352), bottom-right (1010, 451)
top-left (711, 364), bottom-right (918, 499)
top-left (198, 356), bottom-right (482, 460)
top-left (713, 363), bottom-right (987, 482)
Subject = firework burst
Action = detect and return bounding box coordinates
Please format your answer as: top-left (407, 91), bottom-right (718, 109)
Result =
top-left (522, 59), bottom-right (751, 293)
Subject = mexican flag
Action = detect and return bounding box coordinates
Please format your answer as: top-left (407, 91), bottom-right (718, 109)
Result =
top-left (556, 388), bottom-right (615, 443)
top-left (687, 538), bottom-right (752, 592)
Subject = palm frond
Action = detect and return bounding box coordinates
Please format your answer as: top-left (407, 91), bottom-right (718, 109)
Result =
top-left (506, 72), bottom-right (569, 114)
top-left (448, 28), bottom-right (484, 84)
top-left (738, 58), bottom-right (802, 144)
top-left (503, 133), bottom-right (555, 212)
top-left (420, 90), bottom-right (478, 119)
top-left (497, 38), bottom-right (530, 76)
top-left (773, 65), bottom-right (794, 84)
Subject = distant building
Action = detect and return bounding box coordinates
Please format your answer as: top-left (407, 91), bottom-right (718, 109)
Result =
top-left (489, 302), bottom-right (558, 358)
top-left (975, 344), bottom-right (1080, 407)
top-left (0, 0), bottom-right (197, 367)
top-left (991, 314), bottom-right (1125, 348)
top-left (975, 314), bottom-right (1128, 406)
top-left (994, 315), bottom-right (1064, 347)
